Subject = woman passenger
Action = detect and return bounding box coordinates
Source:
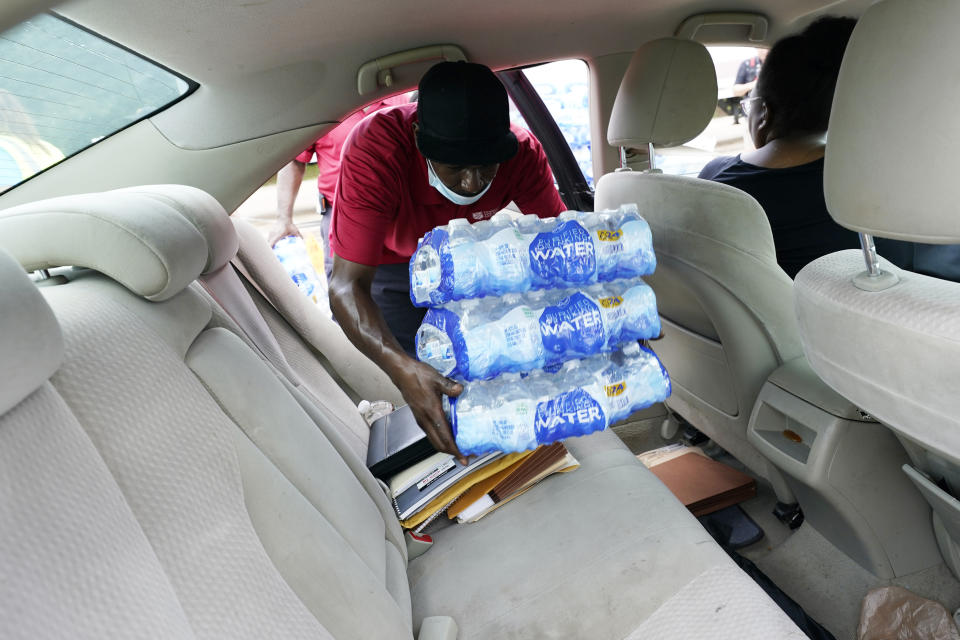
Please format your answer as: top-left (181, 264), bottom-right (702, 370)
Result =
top-left (698, 17), bottom-right (912, 278)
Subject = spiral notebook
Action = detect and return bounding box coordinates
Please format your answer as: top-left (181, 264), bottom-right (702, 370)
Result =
top-left (392, 450), bottom-right (503, 521)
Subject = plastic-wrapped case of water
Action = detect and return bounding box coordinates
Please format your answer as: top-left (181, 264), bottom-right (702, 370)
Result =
top-left (447, 342), bottom-right (671, 456)
top-left (409, 204), bottom-right (655, 307)
top-left (416, 279), bottom-right (660, 380)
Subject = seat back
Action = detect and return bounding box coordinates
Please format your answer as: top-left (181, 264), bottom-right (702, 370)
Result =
top-left (794, 0), bottom-right (960, 578)
top-left (0, 248), bottom-right (199, 639)
top-left (595, 39), bottom-right (800, 491)
top-left (0, 188), bottom-right (414, 639)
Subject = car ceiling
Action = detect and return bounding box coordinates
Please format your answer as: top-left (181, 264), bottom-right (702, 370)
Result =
top-left (28, 0), bottom-right (869, 148)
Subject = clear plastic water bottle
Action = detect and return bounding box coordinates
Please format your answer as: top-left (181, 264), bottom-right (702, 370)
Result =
top-left (463, 303), bottom-right (545, 377)
top-left (273, 236), bottom-right (330, 315)
top-left (448, 344), bottom-right (671, 455)
top-left (614, 213), bottom-right (656, 279)
top-left (482, 212), bottom-right (532, 294)
top-left (583, 204), bottom-right (655, 280)
top-left (446, 218), bottom-right (484, 299)
top-left (415, 279), bottom-right (660, 380)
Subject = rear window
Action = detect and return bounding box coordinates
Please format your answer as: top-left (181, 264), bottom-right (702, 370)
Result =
top-left (0, 13), bottom-right (194, 192)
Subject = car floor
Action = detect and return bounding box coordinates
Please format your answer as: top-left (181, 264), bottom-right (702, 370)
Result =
top-left (618, 420), bottom-right (960, 640)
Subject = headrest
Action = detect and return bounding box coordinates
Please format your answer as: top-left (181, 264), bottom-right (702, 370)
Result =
top-left (0, 189), bottom-right (207, 301)
top-left (607, 38), bottom-right (718, 149)
top-left (113, 185), bottom-right (239, 272)
top-left (0, 248), bottom-right (63, 415)
top-left (825, 0), bottom-right (960, 243)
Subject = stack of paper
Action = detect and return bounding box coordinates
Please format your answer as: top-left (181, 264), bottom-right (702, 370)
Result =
top-left (388, 442), bottom-right (579, 532)
top-left (448, 442), bottom-right (579, 524)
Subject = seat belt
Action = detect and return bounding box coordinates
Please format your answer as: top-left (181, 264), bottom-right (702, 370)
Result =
top-left (197, 263), bottom-right (302, 386)
top-left (230, 257), bottom-right (283, 320)
top-left (229, 256), bottom-right (359, 401)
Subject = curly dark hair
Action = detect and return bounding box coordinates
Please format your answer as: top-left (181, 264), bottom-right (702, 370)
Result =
top-left (755, 16), bottom-right (857, 139)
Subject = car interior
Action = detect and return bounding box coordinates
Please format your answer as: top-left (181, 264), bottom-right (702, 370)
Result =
top-left (2, 0), bottom-right (959, 638)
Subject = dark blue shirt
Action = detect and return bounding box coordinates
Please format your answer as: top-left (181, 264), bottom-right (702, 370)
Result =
top-left (699, 155), bottom-right (866, 278)
top-left (699, 155), bottom-right (960, 281)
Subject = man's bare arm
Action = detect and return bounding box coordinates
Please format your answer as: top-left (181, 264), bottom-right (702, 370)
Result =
top-left (328, 255), bottom-right (466, 462)
top-left (268, 159), bottom-right (306, 246)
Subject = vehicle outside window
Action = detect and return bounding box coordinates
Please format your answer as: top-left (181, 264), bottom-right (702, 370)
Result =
top-left (0, 13), bottom-right (193, 193)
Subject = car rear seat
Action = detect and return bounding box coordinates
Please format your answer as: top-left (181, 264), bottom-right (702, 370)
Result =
top-left (0, 248), bottom-right (198, 639)
top-left (0, 186), bottom-right (805, 639)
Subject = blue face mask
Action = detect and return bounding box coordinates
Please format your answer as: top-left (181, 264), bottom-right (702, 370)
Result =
top-left (427, 159), bottom-right (493, 206)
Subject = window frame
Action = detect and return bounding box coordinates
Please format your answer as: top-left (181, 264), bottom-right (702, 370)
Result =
top-left (497, 64), bottom-right (594, 212)
top-left (0, 11), bottom-right (199, 193)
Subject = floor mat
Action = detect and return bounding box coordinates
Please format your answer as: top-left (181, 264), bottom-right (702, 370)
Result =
top-left (701, 517), bottom-right (837, 640)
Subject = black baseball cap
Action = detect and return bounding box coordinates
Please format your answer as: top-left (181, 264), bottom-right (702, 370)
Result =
top-left (415, 61), bottom-right (518, 166)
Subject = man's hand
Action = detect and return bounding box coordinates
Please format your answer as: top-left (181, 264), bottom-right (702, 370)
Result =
top-left (393, 359), bottom-right (465, 463)
top-left (328, 255), bottom-right (468, 463)
top-left (267, 221), bottom-right (302, 247)
top-left (273, 158), bottom-right (307, 246)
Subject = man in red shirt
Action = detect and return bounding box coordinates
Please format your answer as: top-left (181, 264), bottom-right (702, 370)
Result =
top-left (267, 93), bottom-right (411, 248)
top-left (328, 61), bottom-right (566, 460)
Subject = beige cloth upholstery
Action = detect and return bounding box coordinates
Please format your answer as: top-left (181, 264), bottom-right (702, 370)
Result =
top-left (1, 384), bottom-right (199, 640)
top-left (0, 254), bottom-right (196, 640)
top-left (598, 37), bottom-right (798, 494)
top-left (607, 38), bottom-right (717, 149)
top-left (0, 191), bottom-right (206, 301)
top-left (116, 185), bottom-right (240, 273)
top-left (795, 0), bottom-right (960, 581)
top-left (0, 249), bottom-right (63, 414)
top-left (796, 254), bottom-right (960, 466)
top-left (596, 173), bottom-right (801, 487)
top-left (797, 0), bottom-right (960, 463)
top-left (825, 0), bottom-right (960, 243)
top-left (1, 186), bottom-right (804, 638)
top-left (408, 429), bottom-right (804, 639)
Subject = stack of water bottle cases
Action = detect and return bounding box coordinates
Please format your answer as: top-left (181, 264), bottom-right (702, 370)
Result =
top-left (409, 204), bottom-right (672, 456)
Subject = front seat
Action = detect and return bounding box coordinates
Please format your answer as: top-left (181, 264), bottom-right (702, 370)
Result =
top-left (793, 0), bottom-right (960, 579)
top-left (594, 38), bottom-right (799, 502)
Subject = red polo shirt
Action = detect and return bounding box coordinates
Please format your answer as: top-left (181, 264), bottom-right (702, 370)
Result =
top-left (295, 93), bottom-right (410, 201)
top-left (330, 102), bottom-right (566, 266)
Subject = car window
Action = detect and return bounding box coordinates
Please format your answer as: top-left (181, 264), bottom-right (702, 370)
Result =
top-left (655, 46), bottom-right (765, 176)
top-left (0, 13), bottom-right (194, 193)
top-left (507, 59), bottom-right (592, 187)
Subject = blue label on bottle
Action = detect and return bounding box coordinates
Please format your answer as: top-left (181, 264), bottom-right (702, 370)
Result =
top-left (533, 388), bottom-right (606, 444)
top-left (539, 292), bottom-right (605, 357)
top-left (528, 221), bottom-right (596, 284)
top-left (418, 308), bottom-right (469, 379)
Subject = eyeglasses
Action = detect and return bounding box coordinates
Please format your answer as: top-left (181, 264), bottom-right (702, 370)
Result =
top-left (740, 96), bottom-right (763, 117)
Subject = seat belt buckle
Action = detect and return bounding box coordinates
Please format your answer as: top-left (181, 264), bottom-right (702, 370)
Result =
top-left (405, 530), bottom-right (433, 560)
